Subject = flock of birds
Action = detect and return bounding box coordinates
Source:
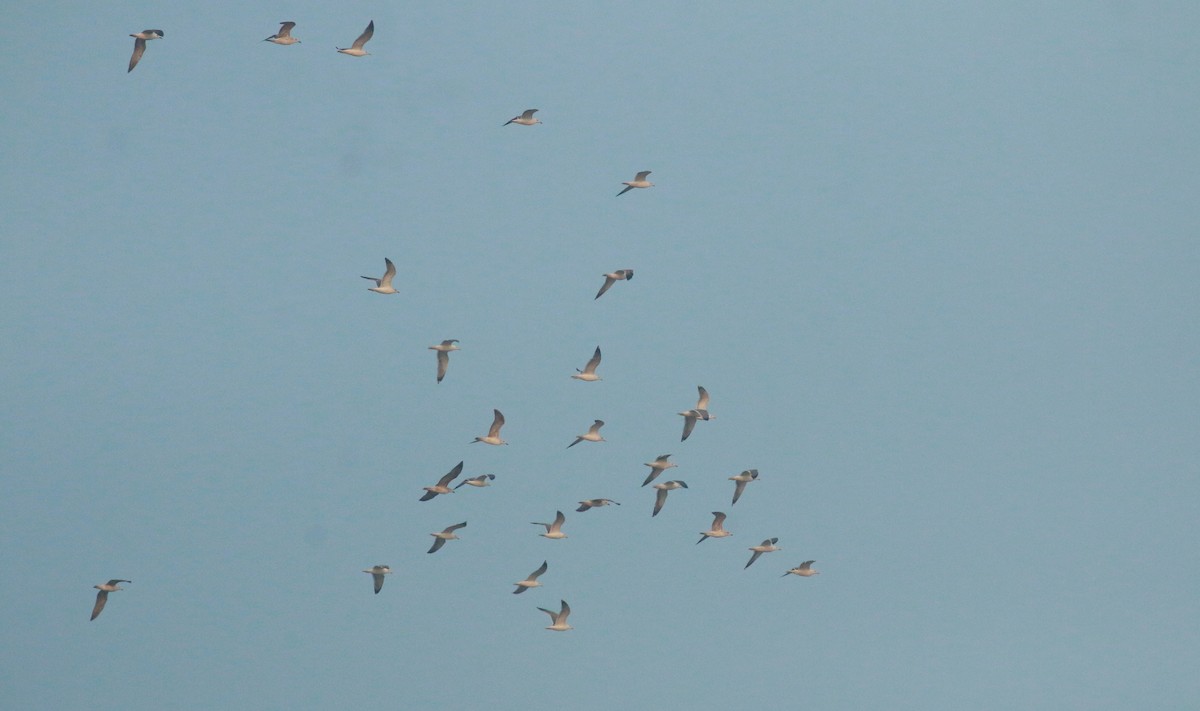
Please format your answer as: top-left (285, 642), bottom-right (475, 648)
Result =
top-left (96, 19), bottom-right (820, 629)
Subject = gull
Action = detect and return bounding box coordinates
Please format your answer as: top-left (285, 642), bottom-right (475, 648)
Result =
top-left (538, 599), bottom-right (573, 631)
top-left (745, 538), bottom-right (781, 569)
top-left (264, 22), bottom-right (300, 45)
top-left (784, 561), bottom-right (820, 577)
top-left (697, 511), bottom-right (732, 544)
top-left (571, 347), bottom-right (603, 382)
top-left (642, 454), bottom-right (678, 487)
top-left (678, 386), bottom-right (715, 442)
top-left (362, 565), bottom-right (392, 594)
top-left (652, 480), bottom-right (688, 517)
top-left (454, 473), bottom-right (495, 490)
top-left (128, 30), bottom-right (163, 73)
top-left (428, 522), bottom-right (467, 553)
top-left (617, 171), bottom-right (654, 196)
top-left (428, 339), bottom-right (460, 383)
top-left (576, 498), bottom-right (620, 512)
top-left (567, 420), bottom-right (605, 448)
top-left (595, 269), bottom-right (634, 300)
top-left (532, 510), bottom-right (568, 539)
top-left (419, 461), bottom-right (464, 501)
top-left (471, 409), bottom-right (508, 445)
top-left (337, 20), bottom-right (374, 56)
top-left (512, 561), bottom-right (548, 594)
top-left (361, 257), bottom-right (398, 294)
top-left (504, 109), bottom-right (541, 126)
top-left (729, 469), bottom-right (759, 505)
top-left (90, 579), bottom-right (130, 621)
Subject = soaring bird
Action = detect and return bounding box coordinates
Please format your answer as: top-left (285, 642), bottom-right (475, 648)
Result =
top-left (697, 511), bottom-right (732, 544)
top-left (264, 22), bottom-right (300, 45)
top-left (576, 498), bottom-right (620, 512)
top-left (337, 20), bottom-right (374, 56)
top-left (652, 480), bottom-right (688, 517)
top-left (532, 511), bottom-right (568, 539)
top-left (362, 565), bottom-right (392, 594)
top-left (428, 339), bottom-right (460, 383)
top-left (567, 420), bottom-right (605, 448)
top-left (127, 30), bottom-right (163, 73)
top-left (745, 538), bottom-right (781, 569)
top-left (678, 386), bottom-right (715, 442)
top-left (595, 269), bottom-right (634, 299)
top-left (538, 599), bottom-right (573, 631)
top-left (729, 469), bottom-right (759, 505)
top-left (513, 561), bottom-right (548, 594)
top-left (361, 258), bottom-right (398, 294)
top-left (571, 346), bottom-right (603, 382)
top-left (784, 561), bottom-right (820, 578)
top-left (454, 473), bottom-right (496, 490)
top-left (642, 454), bottom-right (678, 487)
top-left (471, 409), bottom-right (508, 445)
top-left (617, 171), bottom-right (653, 196)
top-left (504, 109), bottom-right (541, 126)
top-left (90, 579), bottom-right (131, 620)
top-left (427, 522), bottom-right (467, 553)
top-left (419, 461), bottom-right (465, 501)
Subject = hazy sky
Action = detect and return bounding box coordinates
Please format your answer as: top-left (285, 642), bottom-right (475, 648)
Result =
top-left (2, 2), bottom-right (1198, 709)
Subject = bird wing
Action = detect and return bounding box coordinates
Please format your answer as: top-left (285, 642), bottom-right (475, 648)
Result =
top-left (529, 561), bottom-right (549, 580)
top-left (551, 510), bottom-right (565, 530)
top-left (558, 600), bottom-right (571, 622)
top-left (616, 184), bottom-right (634, 196)
top-left (800, 560), bottom-right (814, 570)
top-left (732, 480), bottom-right (747, 504)
top-left (595, 276), bottom-right (617, 299)
top-left (436, 461), bottom-right (464, 487)
top-left (681, 414), bottom-right (697, 441)
top-left (278, 22), bottom-right (296, 37)
top-left (445, 521), bottom-right (467, 533)
top-left (635, 171), bottom-right (651, 181)
top-left (745, 551), bottom-right (763, 569)
top-left (427, 537), bottom-right (446, 554)
top-left (712, 511), bottom-right (727, 529)
top-left (352, 20), bottom-right (374, 49)
top-left (522, 109), bottom-right (538, 119)
top-left (436, 350), bottom-right (449, 382)
top-left (419, 490), bottom-right (438, 501)
top-left (372, 573), bottom-right (385, 594)
top-left (696, 386), bottom-right (710, 410)
top-left (583, 347), bottom-right (602, 373)
top-left (488, 410), bottom-right (505, 437)
top-left (128, 37), bottom-right (146, 73)
top-left (641, 468), bottom-right (661, 487)
top-left (379, 257), bottom-right (396, 287)
top-left (90, 590), bottom-right (108, 621)
top-left (588, 420), bottom-right (604, 434)
top-left (653, 488), bottom-right (668, 516)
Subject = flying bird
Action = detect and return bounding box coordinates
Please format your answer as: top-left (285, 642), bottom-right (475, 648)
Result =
top-left (617, 171), bottom-right (653, 196)
top-left (429, 339), bottom-right (460, 383)
top-left (513, 561), bottom-right (548, 594)
top-left (454, 473), bottom-right (496, 490)
top-left (471, 409), bottom-right (508, 445)
top-left (419, 461), bottom-right (465, 501)
top-left (428, 522), bottom-right (467, 554)
top-left (264, 22), bottom-right (300, 44)
top-left (538, 599), bottom-right (573, 631)
top-left (361, 257), bottom-right (398, 294)
top-left (697, 511), bottom-right (732, 544)
top-left (642, 454), bottom-right (678, 487)
top-left (745, 538), bottom-right (781, 569)
top-left (362, 565), bottom-right (392, 594)
top-left (652, 480), bottom-right (688, 517)
top-left (567, 420), bottom-right (605, 448)
top-left (532, 510), bottom-right (568, 539)
top-left (783, 561), bottom-right (820, 578)
top-left (504, 109), bottom-right (541, 126)
top-left (729, 469), bottom-right (759, 505)
top-left (576, 498), bottom-right (620, 512)
top-left (90, 579), bottom-right (130, 621)
top-left (127, 30), bottom-right (163, 73)
top-left (595, 269), bottom-right (634, 300)
top-left (571, 346), bottom-right (603, 382)
top-left (337, 20), bottom-right (374, 56)
top-left (678, 386), bottom-right (715, 441)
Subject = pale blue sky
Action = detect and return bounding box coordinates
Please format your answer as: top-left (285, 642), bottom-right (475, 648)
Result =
top-left (2, 2), bottom-right (1198, 709)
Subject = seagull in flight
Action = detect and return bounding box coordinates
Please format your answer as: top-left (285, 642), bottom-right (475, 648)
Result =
top-left (571, 346), bottom-right (603, 382)
top-left (679, 386), bottom-right (715, 441)
top-left (429, 339), bottom-right (460, 383)
top-left (419, 461), bottom-right (465, 501)
top-left (745, 538), bottom-right (781, 569)
top-left (362, 565), bottom-right (392, 594)
top-left (697, 511), bottom-right (732, 544)
top-left (471, 409), bottom-right (508, 445)
top-left (428, 522), bottom-right (467, 553)
top-left (127, 30), bottom-right (163, 73)
top-left (337, 20), bottom-right (374, 56)
top-left (617, 171), bottom-right (654, 196)
top-left (532, 510), bottom-right (568, 539)
top-left (504, 109), bottom-right (541, 126)
top-left (90, 579), bottom-right (131, 621)
top-left (454, 473), bottom-right (496, 489)
top-left (576, 498), bottom-right (620, 512)
top-left (595, 269), bottom-right (634, 300)
top-left (652, 480), bottom-right (688, 517)
top-left (362, 258), bottom-right (398, 294)
top-left (264, 22), bottom-right (300, 45)
top-left (642, 454), bottom-right (678, 487)
top-left (513, 561), bottom-right (548, 594)
top-left (729, 469), bottom-right (759, 505)
top-left (568, 420), bottom-right (605, 448)
top-left (784, 561), bottom-right (820, 578)
top-left (538, 600), bottom-right (573, 631)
